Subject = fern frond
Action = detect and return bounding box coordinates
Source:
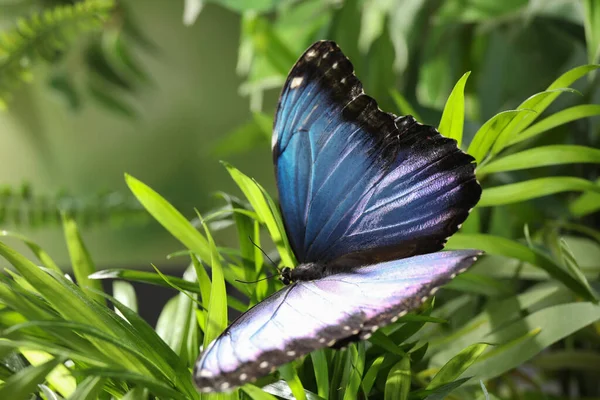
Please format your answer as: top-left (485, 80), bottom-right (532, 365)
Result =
top-left (0, 0), bottom-right (115, 108)
top-left (0, 182), bottom-right (147, 228)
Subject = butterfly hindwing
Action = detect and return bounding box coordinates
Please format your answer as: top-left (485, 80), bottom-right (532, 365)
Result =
top-left (193, 250), bottom-right (481, 392)
top-left (273, 41), bottom-right (481, 265)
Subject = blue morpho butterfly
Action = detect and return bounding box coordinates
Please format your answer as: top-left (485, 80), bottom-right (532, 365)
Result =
top-left (194, 40), bottom-right (482, 392)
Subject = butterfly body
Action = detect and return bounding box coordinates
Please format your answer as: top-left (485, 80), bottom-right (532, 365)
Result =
top-left (194, 40), bottom-right (482, 393)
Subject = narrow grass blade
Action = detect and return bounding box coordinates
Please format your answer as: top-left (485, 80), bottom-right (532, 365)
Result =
top-left (468, 110), bottom-right (529, 164)
top-left (113, 281), bottom-right (137, 313)
top-left (278, 363), bottom-right (307, 400)
top-left (61, 214), bottom-right (104, 304)
top-left (438, 71), bottom-right (470, 147)
top-left (199, 213), bottom-right (228, 349)
top-left (583, 1), bottom-right (600, 63)
top-left (341, 343), bottom-right (365, 400)
top-left (479, 177), bottom-right (600, 207)
top-left (384, 357), bottom-right (410, 400)
top-left (427, 343), bottom-right (488, 390)
top-left (569, 180), bottom-right (600, 217)
top-left (68, 376), bottom-right (106, 400)
top-left (125, 174), bottom-right (211, 262)
top-left (477, 145), bottom-right (600, 176)
top-left (510, 104), bottom-right (600, 145)
top-left (0, 357), bottom-right (62, 400)
top-left (243, 384), bottom-right (279, 400)
top-left (0, 230), bottom-right (61, 272)
top-left (223, 162), bottom-right (295, 267)
top-left (447, 233), bottom-right (597, 301)
top-left (311, 350), bottom-right (329, 399)
top-left (362, 355), bottom-right (387, 395)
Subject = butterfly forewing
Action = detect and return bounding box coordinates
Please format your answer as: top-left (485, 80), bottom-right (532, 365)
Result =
top-left (273, 41), bottom-right (481, 265)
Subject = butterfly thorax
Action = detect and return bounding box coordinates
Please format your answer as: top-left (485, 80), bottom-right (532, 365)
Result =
top-left (281, 263), bottom-right (327, 284)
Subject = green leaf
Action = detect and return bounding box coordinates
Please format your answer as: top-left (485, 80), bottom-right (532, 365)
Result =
top-left (569, 180), bottom-right (600, 217)
top-left (468, 110), bottom-right (530, 164)
top-left (242, 384), bottom-right (279, 400)
top-left (88, 268), bottom-right (246, 312)
top-left (113, 280), bottom-right (137, 313)
top-left (384, 357), bottom-right (410, 400)
top-left (311, 350), bottom-right (329, 399)
top-left (200, 214), bottom-right (228, 349)
top-left (61, 214), bottom-right (104, 304)
top-left (183, 0), bottom-right (204, 26)
top-left (0, 230), bottom-right (61, 272)
top-left (427, 343), bottom-right (488, 390)
top-left (369, 331), bottom-right (406, 356)
top-left (125, 174), bottom-right (211, 262)
top-left (558, 239), bottom-right (597, 301)
top-left (447, 234), bottom-right (597, 301)
top-left (465, 302), bottom-right (600, 379)
top-left (509, 104), bottom-right (600, 145)
top-left (223, 162), bottom-right (295, 267)
top-left (479, 177), bottom-right (600, 207)
top-left (278, 363), bottom-right (307, 400)
top-left (0, 357), bottom-right (62, 400)
top-left (340, 343), bottom-right (365, 400)
top-left (67, 376), bottom-right (106, 400)
top-left (489, 88), bottom-right (578, 156)
top-left (362, 355), bottom-right (387, 395)
top-left (477, 145), bottom-right (600, 176)
top-left (438, 71), bottom-right (470, 147)
top-left (583, 0), bottom-right (600, 63)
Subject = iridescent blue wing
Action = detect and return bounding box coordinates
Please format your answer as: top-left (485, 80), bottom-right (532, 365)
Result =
top-left (193, 250), bottom-right (481, 392)
top-left (273, 41), bottom-right (481, 265)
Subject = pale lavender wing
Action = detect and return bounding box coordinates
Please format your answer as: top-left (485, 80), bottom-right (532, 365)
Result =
top-left (193, 250), bottom-right (481, 392)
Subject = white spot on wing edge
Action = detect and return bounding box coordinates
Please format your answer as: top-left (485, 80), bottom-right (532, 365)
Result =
top-left (290, 76), bottom-right (304, 89)
top-left (259, 361), bottom-right (269, 369)
top-left (286, 350), bottom-right (296, 357)
top-left (306, 49), bottom-right (317, 59)
top-left (198, 369), bottom-right (213, 378)
top-left (220, 382), bottom-right (230, 390)
top-left (240, 373), bottom-right (248, 381)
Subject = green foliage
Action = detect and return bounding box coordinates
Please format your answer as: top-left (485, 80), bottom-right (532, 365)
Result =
top-left (0, 0), bottom-right (599, 399)
top-left (0, 0), bottom-right (115, 108)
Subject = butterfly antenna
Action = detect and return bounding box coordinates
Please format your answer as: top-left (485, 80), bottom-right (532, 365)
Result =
top-left (235, 274), bottom-right (276, 284)
top-left (248, 236), bottom-right (280, 273)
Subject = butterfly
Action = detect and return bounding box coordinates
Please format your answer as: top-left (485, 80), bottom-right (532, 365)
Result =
top-left (193, 40), bottom-right (482, 393)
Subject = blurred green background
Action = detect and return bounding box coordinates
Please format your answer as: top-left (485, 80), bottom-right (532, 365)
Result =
top-left (1, 1), bottom-right (277, 268)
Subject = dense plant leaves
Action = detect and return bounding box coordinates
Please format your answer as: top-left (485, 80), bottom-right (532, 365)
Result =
top-left (464, 302), bottom-right (600, 379)
top-left (447, 233), bottom-right (597, 301)
top-left (0, 357), bottom-right (62, 400)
